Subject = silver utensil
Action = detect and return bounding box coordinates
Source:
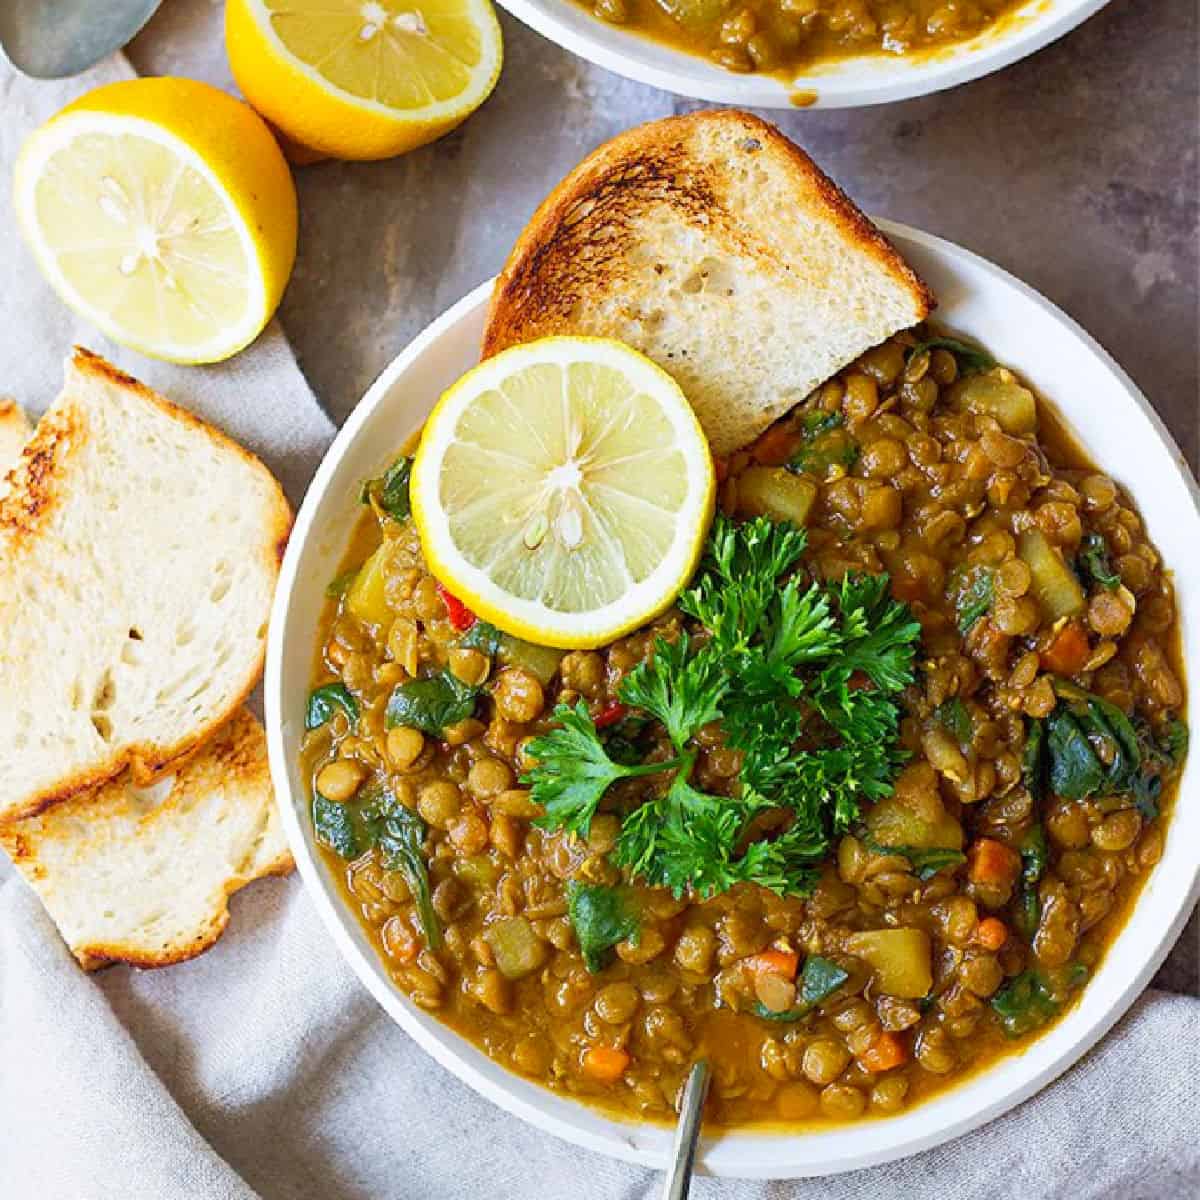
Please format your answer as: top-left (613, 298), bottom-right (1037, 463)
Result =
top-left (662, 1059), bottom-right (711, 1200)
top-left (0, 0), bottom-right (162, 79)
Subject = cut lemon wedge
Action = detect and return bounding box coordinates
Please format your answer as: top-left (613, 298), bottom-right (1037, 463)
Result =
top-left (13, 78), bottom-right (297, 365)
top-left (410, 337), bottom-right (716, 650)
top-left (226, 0), bottom-right (503, 161)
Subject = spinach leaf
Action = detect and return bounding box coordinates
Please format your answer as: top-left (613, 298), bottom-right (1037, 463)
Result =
top-left (566, 881), bottom-right (640, 974)
top-left (907, 336), bottom-right (995, 375)
top-left (799, 955), bottom-right (851, 1006)
top-left (1019, 824), bottom-right (1048, 885)
top-left (951, 567), bottom-right (994, 635)
top-left (936, 698), bottom-right (973, 747)
top-left (752, 955), bottom-right (850, 1022)
top-left (1013, 887), bottom-right (1040, 941)
top-left (789, 411), bottom-right (858, 478)
top-left (306, 683), bottom-right (359, 731)
top-left (361, 455), bottom-right (413, 522)
top-left (1161, 717), bottom-right (1189, 766)
top-left (991, 964), bottom-right (1088, 1038)
top-left (325, 569), bottom-right (358, 599)
top-left (367, 792), bottom-right (441, 949)
top-left (1046, 708), bottom-right (1104, 799)
top-left (312, 794), bottom-right (360, 858)
top-left (386, 670), bottom-right (479, 734)
top-left (1078, 532), bottom-right (1120, 591)
top-left (1022, 718), bottom-right (1046, 803)
top-left (1047, 680), bottom-right (1156, 804)
top-left (861, 833), bottom-right (966, 880)
top-left (459, 619), bottom-right (504, 655)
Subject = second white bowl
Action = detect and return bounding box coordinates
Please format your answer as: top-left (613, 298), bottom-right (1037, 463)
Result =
top-left (496, 0), bottom-right (1111, 107)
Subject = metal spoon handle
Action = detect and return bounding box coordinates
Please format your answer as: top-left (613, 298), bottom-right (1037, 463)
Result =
top-left (662, 1059), bottom-right (711, 1200)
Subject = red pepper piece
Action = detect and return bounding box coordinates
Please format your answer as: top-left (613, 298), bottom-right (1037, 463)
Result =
top-left (437, 583), bottom-right (476, 631)
top-left (593, 701), bottom-right (628, 729)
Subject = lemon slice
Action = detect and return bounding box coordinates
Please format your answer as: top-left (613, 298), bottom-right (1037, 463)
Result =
top-left (226, 0), bottom-right (503, 161)
top-left (13, 78), bottom-right (297, 365)
top-left (410, 337), bottom-right (716, 650)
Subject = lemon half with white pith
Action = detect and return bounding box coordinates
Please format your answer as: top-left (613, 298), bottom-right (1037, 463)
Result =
top-left (226, 0), bottom-right (503, 161)
top-left (410, 337), bottom-right (716, 650)
top-left (13, 78), bottom-right (297, 365)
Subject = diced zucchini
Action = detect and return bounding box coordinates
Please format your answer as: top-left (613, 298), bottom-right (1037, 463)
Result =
top-left (345, 545), bottom-right (390, 625)
top-left (737, 467), bottom-right (818, 526)
top-left (454, 854), bottom-right (501, 889)
top-left (484, 916), bottom-right (547, 980)
top-left (498, 636), bottom-right (565, 687)
top-left (1019, 529), bottom-right (1085, 622)
top-left (845, 928), bottom-right (933, 999)
top-left (950, 374), bottom-right (1038, 436)
top-left (866, 795), bottom-right (963, 850)
top-left (655, 0), bottom-right (725, 31)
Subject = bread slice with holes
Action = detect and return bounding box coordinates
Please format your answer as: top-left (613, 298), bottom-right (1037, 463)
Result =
top-left (0, 709), bottom-right (293, 969)
top-left (0, 398), bottom-right (30, 473)
top-left (0, 348), bottom-right (291, 825)
top-left (483, 110), bottom-right (935, 456)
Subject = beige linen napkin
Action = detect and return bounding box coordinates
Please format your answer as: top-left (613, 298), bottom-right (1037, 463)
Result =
top-left (1, 13), bottom-right (1198, 1200)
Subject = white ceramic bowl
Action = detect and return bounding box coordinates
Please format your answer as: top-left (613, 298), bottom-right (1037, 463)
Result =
top-left (496, 0), bottom-right (1109, 107)
top-left (265, 220), bottom-right (1199, 1178)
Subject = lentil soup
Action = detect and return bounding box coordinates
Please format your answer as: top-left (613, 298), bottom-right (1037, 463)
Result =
top-left (574, 0), bottom-right (1028, 79)
top-left (300, 327), bottom-right (1186, 1129)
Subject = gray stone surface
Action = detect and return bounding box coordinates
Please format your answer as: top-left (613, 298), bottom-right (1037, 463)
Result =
top-left (131, 0), bottom-right (1198, 470)
top-left (128, 0), bottom-right (1198, 995)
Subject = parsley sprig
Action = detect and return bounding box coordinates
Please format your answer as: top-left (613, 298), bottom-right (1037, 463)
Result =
top-left (525, 515), bottom-right (921, 899)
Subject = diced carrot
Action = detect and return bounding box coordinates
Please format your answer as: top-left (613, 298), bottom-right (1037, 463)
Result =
top-left (743, 949), bottom-right (800, 980)
top-left (713, 455), bottom-right (730, 484)
top-left (1040, 620), bottom-right (1090, 676)
top-left (967, 838), bottom-right (1021, 887)
top-left (975, 917), bottom-right (1009, 951)
top-left (857, 1031), bottom-right (909, 1073)
top-left (582, 1046), bottom-right (630, 1083)
top-left (752, 423), bottom-right (800, 467)
top-left (593, 701), bottom-right (628, 729)
top-left (436, 583), bottom-right (476, 631)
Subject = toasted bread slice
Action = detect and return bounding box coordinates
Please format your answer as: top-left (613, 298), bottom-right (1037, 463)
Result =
top-left (0, 398), bottom-right (30, 472)
top-left (484, 110), bottom-right (934, 455)
top-left (0, 349), bottom-right (292, 824)
top-left (0, 709), bottom-right (293, 969)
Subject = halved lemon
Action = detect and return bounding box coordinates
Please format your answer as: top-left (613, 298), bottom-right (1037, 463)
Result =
top-left (13, 78), bottom-right (297, 365)
top-left (410, 337), bottom-right (716, 650)
top-left (226, 0), bottom-right (503, 161)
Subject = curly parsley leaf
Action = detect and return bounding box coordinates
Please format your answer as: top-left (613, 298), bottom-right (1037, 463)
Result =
top-left (826, 573), bottom-right (921, 693)
top-left (526, 702), bottom-right (679, 838)
top-left (618, 634), bottom-right (727, 752)
top-left (529, 516), bottom-right (920, 900)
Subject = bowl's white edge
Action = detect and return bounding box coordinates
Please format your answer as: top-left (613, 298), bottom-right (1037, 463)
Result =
top-left (265, 222), bottom-right (1200, 1179)
top-left (492, 0), bottom-right (1113, 109)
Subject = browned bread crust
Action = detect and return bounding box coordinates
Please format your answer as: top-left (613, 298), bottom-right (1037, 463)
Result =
top-left (0, 349), bottom-right (293, 825)
top-left (484, 109), bottom-right (933, 358)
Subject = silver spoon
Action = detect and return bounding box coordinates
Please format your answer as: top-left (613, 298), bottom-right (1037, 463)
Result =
top-left (662, 1059), bottom-right (711, 1200)
top-left (0, 0), bottom-right (162, 79)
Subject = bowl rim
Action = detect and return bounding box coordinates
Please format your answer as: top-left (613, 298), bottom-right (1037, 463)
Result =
top-left (265, 218), bottom-right (1199, 1178)
top-left (492, 0), bottom-right (1112, 108)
